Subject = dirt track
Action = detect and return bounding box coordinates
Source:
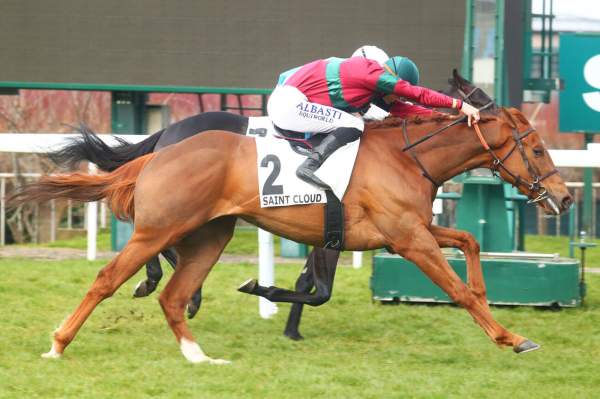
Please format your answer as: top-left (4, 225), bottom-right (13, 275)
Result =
top-left (1, 246), bottom-right (598, 273)
top-left (0, 245), bottom-right (307, 264)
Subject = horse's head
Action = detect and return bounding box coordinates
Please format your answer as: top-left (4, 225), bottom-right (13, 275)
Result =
top-left (447, 69), bottom-right (499, 113)
top-left (491, 107), bottom-right (572, 215)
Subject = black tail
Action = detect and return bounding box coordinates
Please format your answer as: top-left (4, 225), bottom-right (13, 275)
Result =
top-left (48, 124), bottom-right (163, 172)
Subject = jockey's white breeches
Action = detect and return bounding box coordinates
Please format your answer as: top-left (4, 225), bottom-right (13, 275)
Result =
top-left (267, 85), bottom-right (364, 134)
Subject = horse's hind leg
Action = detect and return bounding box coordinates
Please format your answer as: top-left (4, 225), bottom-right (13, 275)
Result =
top-left (43, 230), bottom-right (168, 358)
top-left (133, 256), bottom-right (163, 297)
top-left (158, 216), bottom-right (236, 364)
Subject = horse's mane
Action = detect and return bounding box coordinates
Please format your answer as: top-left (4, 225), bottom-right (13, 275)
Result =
top-left (365, 113), bottom-right (497, 131)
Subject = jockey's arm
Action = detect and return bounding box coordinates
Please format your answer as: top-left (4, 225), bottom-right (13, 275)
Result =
top-left (388, 101), bottom-right (436, 118)
top-left (364, 66), bottom-right (463, 110)
top-left (369, 96), bottom-right (436, 118)
top-left (364, 67), bottom-right (480, 125)
top-left (389, 79), bottom-right (462, 110)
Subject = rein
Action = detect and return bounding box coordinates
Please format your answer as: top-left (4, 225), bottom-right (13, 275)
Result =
top-left (401, 100), bottom-right (495, 186)
top-left (401, 105), bottom-right (558, 202)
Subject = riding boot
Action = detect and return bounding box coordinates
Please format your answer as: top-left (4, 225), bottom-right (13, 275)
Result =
top-left (296, 127), bottom-right (362, 189)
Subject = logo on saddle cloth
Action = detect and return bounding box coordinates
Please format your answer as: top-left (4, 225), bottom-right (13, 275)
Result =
top-left (246, 117), bottom-right (360, 208)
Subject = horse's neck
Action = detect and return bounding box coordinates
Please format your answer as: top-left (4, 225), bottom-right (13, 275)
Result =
top-left (400, 121), bottom-right (501, 184)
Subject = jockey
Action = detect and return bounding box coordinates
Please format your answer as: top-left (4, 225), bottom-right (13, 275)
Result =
top-left (268, 50), bottom-right (480, 190)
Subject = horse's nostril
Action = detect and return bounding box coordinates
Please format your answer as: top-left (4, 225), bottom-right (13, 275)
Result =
top-left (562, 195), bottom-right (574, 209)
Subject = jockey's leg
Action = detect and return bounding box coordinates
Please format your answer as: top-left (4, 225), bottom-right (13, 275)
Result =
top-left (267, 85), bottom-right (364, 189)
top-left (296, 127), bottom-right (362, 189)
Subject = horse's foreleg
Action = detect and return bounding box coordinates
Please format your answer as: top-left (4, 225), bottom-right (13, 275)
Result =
top-left (430, 225), bottom-right (489, 312)
top-left (394, 226), bottom-right (538, 353)
top-left (43, 231), bottom-right (167, 358)
top-left (283, 255), bottom-right (316, 341)
top-left (238, 247), bottom-right (339, 306)
top-left (283, 248), bottom-right (341, 340)
top-left (158, 217), bottom-right (236, 364)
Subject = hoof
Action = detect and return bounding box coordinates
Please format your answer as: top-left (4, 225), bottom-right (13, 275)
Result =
top-left (284, 330), bottom-right (304, 341)
top-left (41, 342), bottom-right (62, 359)
top-left (238, 278), bottom-right (258, 294)
top-left (133, 279), bottom-right (158, 298)
top-left (513, 339), bottom-right (541, 354)
top-left (187, 302), bottom-right (200, 319)
top-left (180, 338), bottom-right (230, 365)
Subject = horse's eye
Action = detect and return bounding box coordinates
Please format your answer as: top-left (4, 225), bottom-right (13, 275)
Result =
top-left (533, 148), bottom-right (544, 157)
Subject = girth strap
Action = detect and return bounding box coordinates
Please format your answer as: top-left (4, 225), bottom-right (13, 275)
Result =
top-left (323, 190), bottom-right (344, 250)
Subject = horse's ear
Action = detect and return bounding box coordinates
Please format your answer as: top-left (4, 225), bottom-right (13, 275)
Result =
top-left (452, 69), bottom-right (468, 85)
top-left (510, 108), bottom-right (531, 126)
top-left (500, 107), bottom-right (517, 128)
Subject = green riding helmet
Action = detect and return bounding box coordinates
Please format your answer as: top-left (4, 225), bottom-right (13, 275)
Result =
top-left (384, 56), bottom-right (420, 86)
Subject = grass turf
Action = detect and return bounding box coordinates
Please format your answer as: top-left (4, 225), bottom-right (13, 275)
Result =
top-left (36, 222), bottom-right (600, 265)
top-left (1, 251), bottom-right (600, 398)
top-left (525, 234), bottom-right (600, 267)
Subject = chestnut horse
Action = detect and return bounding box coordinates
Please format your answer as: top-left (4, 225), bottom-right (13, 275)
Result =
top-left (11, 107), bottom-right (572, 363)
top-left (47, 69), bottom-right (494, 341)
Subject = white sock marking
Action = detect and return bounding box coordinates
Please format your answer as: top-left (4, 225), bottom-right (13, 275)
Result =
top-left (179, 338), bottom-right (230, 365)
top-left (41, 342), bottom-right (61, 359)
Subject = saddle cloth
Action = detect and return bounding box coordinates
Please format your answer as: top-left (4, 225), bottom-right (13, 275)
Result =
top-left (247, 116), bottom-right (360, 208)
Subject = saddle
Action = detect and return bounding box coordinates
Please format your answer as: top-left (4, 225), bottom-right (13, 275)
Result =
top-left (272, 126), bottom-right (327, 156)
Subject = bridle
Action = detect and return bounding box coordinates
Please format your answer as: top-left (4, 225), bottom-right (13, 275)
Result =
top-left (401, 96), bottom-right (559, 204)
top-left (456, 86), bottom-right (482, 102)
top-left (471, 123), bottom-right (559, 204)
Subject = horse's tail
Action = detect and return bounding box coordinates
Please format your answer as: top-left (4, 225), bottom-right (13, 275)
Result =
top-left (9, 154), bottom-right (156, 221)
top-left (48, 124), bottom-right (163, 172)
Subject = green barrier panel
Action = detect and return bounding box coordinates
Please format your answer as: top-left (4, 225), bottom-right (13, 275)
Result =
top-left (280, 238), bottom-right (308, 258)
top-left (371, 253), bottom-right (582, 307)
top-left (111, 218), bottom-right (134, 252)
